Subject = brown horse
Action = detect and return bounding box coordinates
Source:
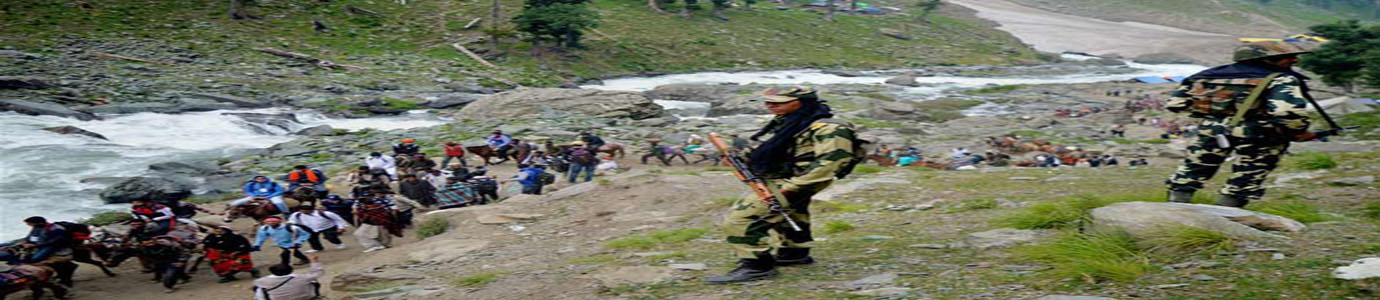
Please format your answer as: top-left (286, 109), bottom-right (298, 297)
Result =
top-left (595, 143), bottom-right (627, 159)
top-left (223, 198), bottom-right (302, 223)
top-left (0, 265), bottom-right (68, 300)
top-left (465, 145), bottom-right (519, 165)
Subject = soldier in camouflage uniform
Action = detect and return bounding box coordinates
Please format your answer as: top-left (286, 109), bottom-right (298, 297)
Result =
top-left (706, 87), bottom-right (861, 284)
top-left (1164, 41), bottom-right (1320, 207)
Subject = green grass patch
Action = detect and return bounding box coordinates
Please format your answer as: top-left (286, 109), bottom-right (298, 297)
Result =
top-left (1111, 138), bottom-right (1171, 144)
top-left (665, 170), bottom-right (701, 176)
top-left (964, 84), bottom-right (1024, 94)
top-left (857, 93), bottom-right (896, 102)
top-left (1339, 110), bottom-right (1380, 140)
top-left (913, 99), bottom-right (984, 122)
top-left (848, 118), bottom-right (905, 129)
top-left (605, 228), bottom-right (710, 250)
top-left (1015, 231), bottom-right (1151, 283)
top-left (1363, 203), bottom-right (1380, 220)
top-left (416, 217), bottom-right (451, 239)
top-left (1286, 152), bottom-right (1338, 170)
top-left (710, 197), bottom-right (737, 206)
top-left (822, 220), bottom-right (856, 234)
top-left (850, 165), bottom-right (887, 175)
top-left (1000, 194), bottom-right (1132, 229)
top-left (450, 271), bottom-right (503, 288)
top-left (949, 198), bottom-right (999, 213)
top-left (1249, 201), bottom-right (1336, 223)
top-left (596, 178), bottom-right (612, 186)
top-left (81, 211), bottom-right (132, 226)
top-left (704, 166), bottom-right (733, 172)
top-left (1145, 225), bottom-right (1239, 254)
top-left (380, 97), bottom-right (421, 110)
top-left (571, 254), bottom-right (617, 264)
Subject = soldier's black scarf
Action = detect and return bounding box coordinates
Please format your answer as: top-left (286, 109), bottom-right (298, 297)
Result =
top-left (747, 97), bottom-right (833, 175)
top-left (1186, 61), bottom-right (1311, 92)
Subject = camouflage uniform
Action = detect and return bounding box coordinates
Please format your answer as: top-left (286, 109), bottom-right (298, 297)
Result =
top-left (1164, 41), bottom-right (1313, 205)
top-left (723, 118), bottom-right (858, 259)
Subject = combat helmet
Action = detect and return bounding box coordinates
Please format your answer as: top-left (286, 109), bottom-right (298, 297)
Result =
top-left (1233, 41), bottom-right (1311, 62)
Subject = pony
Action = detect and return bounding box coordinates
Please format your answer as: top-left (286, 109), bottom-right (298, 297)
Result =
top-left (0, 265), bottom-right (68, 300)
top-left (464, 145), bottom-right (520, 165)
top-left (223, 198), bottom-right (303, 223)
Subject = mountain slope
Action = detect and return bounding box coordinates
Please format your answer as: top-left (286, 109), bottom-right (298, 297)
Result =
top-left (1009, 0), bottom-right (1380, 37)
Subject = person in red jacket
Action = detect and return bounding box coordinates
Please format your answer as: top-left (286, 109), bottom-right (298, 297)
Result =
top-left (442, 141), bottom-right (467, 168)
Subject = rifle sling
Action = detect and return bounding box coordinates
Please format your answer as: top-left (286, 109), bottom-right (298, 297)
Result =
top-left (1229, 72), bottom-right (1282, 127)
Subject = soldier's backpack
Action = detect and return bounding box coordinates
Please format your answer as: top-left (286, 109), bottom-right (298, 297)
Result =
top-left (1184, 73), bottom-right (1282, 121)
top-left (537, 172), bottom-right (556, 185)
top-left (569, 148), bottom-right (596, 164)
top-left (812, 119), bottom-right (871, 179)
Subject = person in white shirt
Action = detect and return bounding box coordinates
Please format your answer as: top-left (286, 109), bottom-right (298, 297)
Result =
top-left (287, 206), bottom-right (350, 253)
top-left (254, 255), bottom-right (323, 300)
top-left (365, 152), bottom-right (398, 180)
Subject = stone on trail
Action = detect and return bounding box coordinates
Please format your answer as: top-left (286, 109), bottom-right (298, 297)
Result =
top-left (957, 228), bottom-right (1049, 249)
top-left (1334, 258), bottom-right (1380, 280)
top-left (587, 266), bottom-right (675, 287)
top-left (1090, 202), bottom-right (1304, 240)
top-left (476, 213), bottom-right (545, 225)
top-left (845, 273), bottom-right (898, 288)
top-left (1273, 170), bottom-right (1328, 185)
top-left (43, 125), bottom-right (107, 140)
top-left (331, 270), bottom-right (428, 291)
top-left (1327, 175), bottom-right (1374, 186)
top-left (850, 287), bottom-right (917, 297)
top-left (668, 263), bottom-right (708, 271)
top-left (98, 177), bottom-right (194, 204)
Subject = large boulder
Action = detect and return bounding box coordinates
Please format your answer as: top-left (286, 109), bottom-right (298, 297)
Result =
top-left (425, 94), bottom-right (480, 109)
top-left (456, 88), bottom-right (665, 120)
top-left (43, 126), bottom-right (107, 140)
top-left (884, 74), bottom-right (920, 87)
top-left (644, 84), bottom-right (753, 103)
top-left (868, 101), bottom-right (931, 121)
top-left (294, 125), bottom-right (336, 136)
top-left (181, 92), bottom-right (268, 108)
top-left (1090, 202), bottom-right (1305, 240)
top-left (148, 161), bottom-right (220, 175)
top-left (0, 99), bottom-right (98, 120)
top-left (226, 113), bottom-right (301, 134)
top-left (84, 102), bottom-right (180, 114)
top-left (98, 177), bottom-right (194, 204)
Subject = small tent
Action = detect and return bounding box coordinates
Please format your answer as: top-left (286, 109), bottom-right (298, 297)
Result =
top-left (1312, 97), bottom-right (1377, 114)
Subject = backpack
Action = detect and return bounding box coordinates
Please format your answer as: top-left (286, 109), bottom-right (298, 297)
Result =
top-left (537, 172), bottom-right (556, 185)
top-left (1183, 73), bottom-right (1281, 119)
top-left (813, 119), bottom-right (871, 179)
top-left (55, 221), bottom-right (91, 241)
top-left (569, 148), bottom-right (596, 164)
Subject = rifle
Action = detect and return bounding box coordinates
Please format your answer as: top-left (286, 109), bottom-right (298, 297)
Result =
top-left (707, 133), bottom-right (802, 232)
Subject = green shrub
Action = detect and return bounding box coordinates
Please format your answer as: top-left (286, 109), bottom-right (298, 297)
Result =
top-left (380, 97), bottom-right (420, 110)
top-left (1250, 201), bottom-right (1336, 223)
top-left (416, 217), bottom-right (451, 238)
top-left (1000, 195), bottom-right (1129, 229)
top-left (1288, 152), bottom-right (1338, 170)
top-left (81, 211), bottom-right (131, 226)
top-left (1015, 231), bottom-right (1151, 283)
top-left (823, 221), bottom-right (856, 233)
top-left (605, 228), bottom-right (709, 249)
top-left (1145, 225), bottom-right (1239, 254)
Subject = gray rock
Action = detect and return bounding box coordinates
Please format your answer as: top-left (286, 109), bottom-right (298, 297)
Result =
top-left (182, 92), bottom-right (268, 108)
top-left (1158, 150), bottom-right (1186, 159)
top-left (851, 287), bottom-right (916, 297)
top-left (869, 101), bottom-right (931, 122)
top-left (1327, 176), bottom-right (1374, 186)
top-left (444, 82), bottom-right (495, 94)
top-left (226, 113), bottom-right (301, 133)
top-left (884, 74), bottom-right (920, 87)
top-left (1037, 296), bottom-right (1116, 300)
top-left (331, 270), bottom-right (428, 292)
top-left (1153, 284), bottom-right (1190, 289)
top-left (879, 28), bottom-right (913, 40)
top-left (0, 76), bottom-right (55, 89)
top-left (173, 97), bottom-right (237, 112)
top-left (846, 273), bottom-right (898, 288)
top-left (1192, 274), bottom-right (1218, 281)
top-left (295, 125), bottom-right (335, 136)
top-left (668, 263), bottom-right (708, 270)
top-left (267, 141), bottom-right (320, 157)
top-left (43, 125), bottom-right (107, 140)
top-left (0, 99), bottom-right (98, 120)
top-left (84, 102), bottom-right (179, 114)
top-left (908, 243), bottom-right (947, 249)
top-left (456, 88), bottom-right (665, 120)
top-left (98, 177), bottom-right (194, 204)
top-left (1335, 257), bottom-right (1380, 280)
top-left (426, 94), bottom-right (479, 109)
top-left (80, 177), bottom-right (133, 185)
top-left (1090, 202), bottom-right (1305, 240)
top-left (148, 161), bottom-right (220, 175)
top-left (1132, 52), bottom-right (1198, 64)
top-left (959, 228), bottom-right (1049, 249)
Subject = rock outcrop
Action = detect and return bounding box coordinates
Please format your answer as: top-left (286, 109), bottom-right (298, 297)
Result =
top-left (43, 125), bottom-right (108, 140)
top-left (1090, 202), bottom-right (1305, 240)
top-left (98, 177), bottom-right (194, 204)
top-left (457, 88), bottom-right (665, 120)
top-left (1, 99), bottom-right (99, 120)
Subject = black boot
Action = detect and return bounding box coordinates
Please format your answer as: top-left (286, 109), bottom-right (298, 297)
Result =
top-left (1215, 194), bottom-right (1249, 208)
top-left (1168, 190), bottom-right (1195, 203)
top-left (705, 256), bottom-right (779, 284)
top-left (774, 248), bottom-right (814, 266)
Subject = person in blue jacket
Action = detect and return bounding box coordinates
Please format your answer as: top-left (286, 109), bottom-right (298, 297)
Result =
top-left (252, 216), bottom-right (311, 266)
top-left (229, 176), bottom-right (289, 217)
top-left (505, 164), bottom-right (547, 195)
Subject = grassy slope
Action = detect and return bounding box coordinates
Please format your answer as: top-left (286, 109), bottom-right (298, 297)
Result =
top-left (1010, 0), bottom-right (1379, 36)
top-left (0, 0), bottom-right (1039, 87)
top-left (579, 152), bottom-right (1380, 299)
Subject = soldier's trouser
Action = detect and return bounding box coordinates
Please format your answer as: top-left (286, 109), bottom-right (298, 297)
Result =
top-left (722, 179), bottom-right (829, 259)
top-left (1167, 133), bottom-right (1289, 200)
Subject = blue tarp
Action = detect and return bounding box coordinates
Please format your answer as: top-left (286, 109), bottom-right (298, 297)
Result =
top-left (1133, 76), bottom-right (1171, 84)
top-left (1168, 76), bottom-right (1185, 82)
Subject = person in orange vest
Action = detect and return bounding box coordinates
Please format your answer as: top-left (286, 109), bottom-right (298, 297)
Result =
top-left (286, 165), bottom-right (329, 199)
top-left (442, 141), bottom-right (467, 168)
top-left (131, 199), bottom-right (178, 234)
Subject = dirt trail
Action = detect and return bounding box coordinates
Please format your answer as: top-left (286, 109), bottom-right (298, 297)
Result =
top-left (949, 0), bottom-right (1236, 64)
top-left (25, 156), bottom-right (725, 300)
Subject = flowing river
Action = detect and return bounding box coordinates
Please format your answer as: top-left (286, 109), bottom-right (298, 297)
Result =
top-left (1, 55), bottom-right (1206, 239)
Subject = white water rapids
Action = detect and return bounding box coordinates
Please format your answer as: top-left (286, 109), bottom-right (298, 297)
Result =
top-left (0, 109), bottom-right (446, 239)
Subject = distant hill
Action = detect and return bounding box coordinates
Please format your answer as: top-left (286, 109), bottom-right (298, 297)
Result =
top-left (1009, 0), bottom-right (1380, 37)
